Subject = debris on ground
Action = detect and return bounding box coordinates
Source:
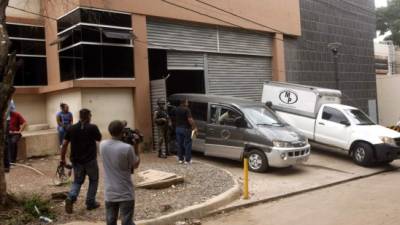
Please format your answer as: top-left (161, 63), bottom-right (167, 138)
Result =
top-left (7, 154), bottom-right (235, 223)
top-left (137, 169), bottom-right (184, 189)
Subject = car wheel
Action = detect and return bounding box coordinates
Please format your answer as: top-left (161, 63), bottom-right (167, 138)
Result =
top-left (248, 149), bottom-right (268, 172)
top-left (352, 142), bottom-right (374, 166)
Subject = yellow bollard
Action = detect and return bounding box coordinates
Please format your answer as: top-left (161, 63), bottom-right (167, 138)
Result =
top-left (243, 157), bottom-right (249, 200)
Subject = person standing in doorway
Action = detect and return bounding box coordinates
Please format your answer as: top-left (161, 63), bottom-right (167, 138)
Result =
top-left (174, 99), bottom-right (197, 164)
top-left (7, 103), bottom-right (27, 165)
top-left (153, 99), bottom-right (170, 158)
top-left (100, 120), bottom-right (140, 225)
top-left (60, 108), bottom-right (102, 214)
top-left (56, 103), bottom-right (73, 147)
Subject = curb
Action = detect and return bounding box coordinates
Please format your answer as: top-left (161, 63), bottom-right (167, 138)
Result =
top-left (136, 166), bottom-right (241, 225)
top-left (207, 166), bottom-right (400, 217)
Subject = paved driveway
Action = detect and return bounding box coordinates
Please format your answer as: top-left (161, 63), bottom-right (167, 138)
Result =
top-left (192, 146), bottom-right (400, 210)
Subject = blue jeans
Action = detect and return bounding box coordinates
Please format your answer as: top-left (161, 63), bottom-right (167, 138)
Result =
top-left (176, 127), bottom-right (192, 162)
top-left (105, 200), bottom-right (136, 225)
top-left (68, 159), bottom-right (99, 206)
top-left (8, 134), bottom-right (21, 163)
top-left (58, 127), bottom-right (66, 146)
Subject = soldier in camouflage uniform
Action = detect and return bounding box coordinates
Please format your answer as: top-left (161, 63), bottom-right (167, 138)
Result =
top-left (153, 99), bottom-right (170, 158)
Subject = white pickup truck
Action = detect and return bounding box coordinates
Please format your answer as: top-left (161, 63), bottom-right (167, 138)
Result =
top-left (262, 81), bottom-right (400, 166)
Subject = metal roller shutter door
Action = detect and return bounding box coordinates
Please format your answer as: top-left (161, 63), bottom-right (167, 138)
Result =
top-left (218, 27), bottom-right (273, 56)
top-left (167, 51), bottom-right (204, 70)
top-left (207, 54), bottom-right (272, 101)
top-left (147, 19), bottom-right (217, 52)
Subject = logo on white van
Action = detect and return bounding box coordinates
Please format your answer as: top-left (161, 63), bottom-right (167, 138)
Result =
top-left (279, 90), bottom-right (298, 104)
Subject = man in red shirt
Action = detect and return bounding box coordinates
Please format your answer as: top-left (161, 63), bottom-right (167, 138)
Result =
top-left (8, 109), bottom-right (27, 164)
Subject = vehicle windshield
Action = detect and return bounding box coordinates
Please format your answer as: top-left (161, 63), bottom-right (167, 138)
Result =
top-left (344, 109), bottom-right (375, 125)
top-left (242, 106), bottom-right (285, 126)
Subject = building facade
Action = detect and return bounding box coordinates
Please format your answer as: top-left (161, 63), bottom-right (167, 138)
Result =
top-left (285, 0), bottom-right (377, 120)
top-left (5, 0), bottom-right (377, 149)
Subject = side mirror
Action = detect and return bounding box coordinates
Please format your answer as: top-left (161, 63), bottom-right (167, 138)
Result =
top-left (235, 117), bottom-right (246, 127)
top-left (340, 120), bottom-right (351, 126)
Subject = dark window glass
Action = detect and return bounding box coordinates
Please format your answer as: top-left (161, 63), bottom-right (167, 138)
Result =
top-left (14, 57), bottom-right (47, 86)
top-left (80, 8), bottom-right (101, 24)
top-left (7, 24), bottom-right (44, 39)
top-left (82, 44), bottom-right (102, 77)
top-left (60, 31), bottom-right (74, 49)
top-left (60, 47), bottom-right (81, 81)
top-left (189, 102), bottom-right (208, 121)
top-left (58, 8), bottom-right (131, 33)
top-left (322, 106), bottom-right (348, 124)
top-left (10, 39), bottom-right (45, 55)
top-left (81, 26), bottom-right (101, 42)
top-left (80, 8), bottom-right (131, 27)
top-left (60, 57), bottom-right (75, 81)
top-left (58, 9), bottom-right (81, 32)
top-left (59, 44), bottom-right (134, 81)
top-left (102, 45), bottom-right (133, 77)
top-left (210, 105), bottom-right (219, 124)
top-left (99, 11), bottom-right (131, 27)
top-left (72, 27), bottom-right (82, 43)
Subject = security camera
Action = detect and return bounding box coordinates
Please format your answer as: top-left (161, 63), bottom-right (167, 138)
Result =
top-left (328, 42), bottom-right (342, 54)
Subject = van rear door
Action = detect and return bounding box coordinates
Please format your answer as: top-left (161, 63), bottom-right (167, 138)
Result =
top-left (205, 104), bottom-right (244, 160)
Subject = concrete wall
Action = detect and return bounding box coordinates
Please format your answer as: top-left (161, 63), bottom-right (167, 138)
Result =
top-left (45, 0), bottom-right (301, 35)
top-left (284, 0), bottom-right (376, 113)
top-left (376, 75), bottom-right (400, 126)
top-left (81, 88), bottom-right (135, 132)
top-left (7, 0), bottom-right (41, 19)
top-left (13, 94), bottom-right (47, 124)
top-left (45, 89), bottom-right (82, 128)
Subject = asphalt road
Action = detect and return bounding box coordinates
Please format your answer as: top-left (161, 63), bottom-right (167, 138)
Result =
top-left (203, 170), bottom-right (400, 225)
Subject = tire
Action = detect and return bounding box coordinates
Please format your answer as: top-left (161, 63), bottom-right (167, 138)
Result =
top-left (351, 142), bottom-right (374, 166)
top-left (247, 149), bottom-right (269, 172)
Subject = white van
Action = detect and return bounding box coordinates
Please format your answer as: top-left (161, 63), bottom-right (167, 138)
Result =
top-left (262, 81), bottom-right (400, 166)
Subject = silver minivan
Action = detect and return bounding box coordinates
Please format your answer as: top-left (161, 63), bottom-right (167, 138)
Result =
top-left (168, 94), bottom-right (311, 172)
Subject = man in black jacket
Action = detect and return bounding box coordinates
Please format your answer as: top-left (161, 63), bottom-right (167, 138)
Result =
top-left (60, 108), bottom-right (102, 214)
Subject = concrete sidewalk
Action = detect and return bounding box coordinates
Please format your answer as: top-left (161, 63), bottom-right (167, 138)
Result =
top-left (195, 147), bottom-right (400, 212)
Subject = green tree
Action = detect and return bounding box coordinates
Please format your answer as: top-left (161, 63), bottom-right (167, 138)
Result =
top-left (376, 0), bottom-right (400, 45)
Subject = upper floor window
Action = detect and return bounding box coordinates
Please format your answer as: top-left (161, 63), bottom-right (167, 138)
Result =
top-left (7, 23), bottom-right (47, 86)
top-left (56, 8), bottom-right (134, 81)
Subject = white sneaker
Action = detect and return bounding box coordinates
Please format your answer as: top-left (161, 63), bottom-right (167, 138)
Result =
top-left (178, 160), bottom-right (184, 164)
top-left (184, 160), bottom-right (192, 165)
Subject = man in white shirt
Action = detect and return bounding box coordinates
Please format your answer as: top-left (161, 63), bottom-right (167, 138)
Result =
top-left (100, 120), bottom-right (140, 225)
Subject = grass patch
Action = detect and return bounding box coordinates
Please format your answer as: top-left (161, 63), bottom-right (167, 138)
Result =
top-left (1, 193), bottom-right (56, 225)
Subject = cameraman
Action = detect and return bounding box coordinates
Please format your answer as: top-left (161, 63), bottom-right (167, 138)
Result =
top-left (100, 120), bottom-right (140, 225)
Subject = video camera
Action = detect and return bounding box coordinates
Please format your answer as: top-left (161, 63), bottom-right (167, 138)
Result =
top-left (122, 127), bottom-right (144, 145)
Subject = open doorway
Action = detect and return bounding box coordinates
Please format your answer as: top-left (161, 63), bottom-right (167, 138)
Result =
top-left (166, 70), bottom-right (205, 96)
top-left (148, 49), bottom-right (206, 96)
